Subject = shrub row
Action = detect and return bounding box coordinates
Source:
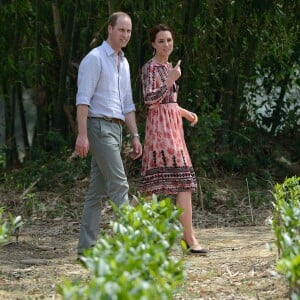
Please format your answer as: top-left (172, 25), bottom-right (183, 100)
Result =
top-left (272, 176), bottom-right (300, 299)
top-left (58, 196), bottom-right (184, 299)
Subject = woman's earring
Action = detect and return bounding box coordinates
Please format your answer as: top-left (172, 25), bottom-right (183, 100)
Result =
top-left (152, 49), bottom-right (156, 55)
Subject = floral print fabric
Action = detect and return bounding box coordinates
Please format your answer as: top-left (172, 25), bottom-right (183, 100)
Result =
top-left (140, 59), bottom-right (197, 195)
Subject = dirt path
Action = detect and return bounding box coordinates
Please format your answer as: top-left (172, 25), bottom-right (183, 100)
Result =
top-left (174, 226), bottom-right (289, 299)
top-left (0, 218), bottom-right (289, 300)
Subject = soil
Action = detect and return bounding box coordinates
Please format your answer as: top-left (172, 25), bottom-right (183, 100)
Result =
top-left (0, 179), bottom-right (290, 300)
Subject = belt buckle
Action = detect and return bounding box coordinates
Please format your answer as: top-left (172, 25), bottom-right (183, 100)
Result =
top-left (115, 118), bottom-right (124, 125)
top-left (103, 117), bottom-right (123, 125)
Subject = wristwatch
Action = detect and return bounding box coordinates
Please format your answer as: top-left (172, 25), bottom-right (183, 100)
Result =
top-left (131, 133), bottom-right (140, 139)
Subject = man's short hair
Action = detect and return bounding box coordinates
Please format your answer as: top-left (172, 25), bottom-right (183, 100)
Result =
top-left (108, 12), bottom-right (131, 28)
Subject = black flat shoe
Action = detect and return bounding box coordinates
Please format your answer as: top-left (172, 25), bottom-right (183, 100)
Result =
top-left (181, 239), bottom-right (208, 256)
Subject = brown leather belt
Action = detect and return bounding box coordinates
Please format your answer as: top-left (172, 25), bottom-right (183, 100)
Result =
top-left (88, 116), bottom-right (124, 125)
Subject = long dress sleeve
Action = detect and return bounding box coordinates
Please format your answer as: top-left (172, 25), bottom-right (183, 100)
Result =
top-left (141, 61), bottom-right (170, 107)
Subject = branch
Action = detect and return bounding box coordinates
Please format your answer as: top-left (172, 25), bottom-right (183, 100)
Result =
top-left (20, 176), bottom-right (41, 200)
top-left (52, 1), bottom-right (64, 58)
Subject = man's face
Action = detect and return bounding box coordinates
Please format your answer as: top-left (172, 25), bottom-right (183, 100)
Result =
top-left (108, 16), bottom-right (132, 51)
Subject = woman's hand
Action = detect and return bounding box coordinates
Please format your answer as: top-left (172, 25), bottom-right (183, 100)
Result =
top-left (189, 112), bottom-right (198, 127)
top-left (180, 108), bottom-right (198, 127)
top-left (166, 60), bottom-right (181, 87)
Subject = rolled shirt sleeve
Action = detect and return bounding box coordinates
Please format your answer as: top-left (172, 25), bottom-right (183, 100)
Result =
top-left (122, 60), bottom-right (135, 114)
top-left (76, 54), bottom-right (101, 106)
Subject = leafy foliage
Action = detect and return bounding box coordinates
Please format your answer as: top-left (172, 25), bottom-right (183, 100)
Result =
top-left (0, 1), bottom-right (299, 185)
top-left (2, 146), bottom-right (90, 191)
top-left (272, 176), bottom-right (300, 298)
top-left (58, 196), bottom-right (184, 300)
top-left (0, 207), bottom-right (23, 244)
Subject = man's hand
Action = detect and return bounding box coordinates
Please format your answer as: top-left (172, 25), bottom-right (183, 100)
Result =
top-left (75, 134), bottom-right (89, 158)
top-left (129, 137), bottom-right (143, 160)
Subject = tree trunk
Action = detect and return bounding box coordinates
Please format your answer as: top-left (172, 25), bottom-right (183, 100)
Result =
top-left (53, 0), bottom-right (78, 137)
top-left (17, 83), bottom-right (30, 158)
top-left (34, 0), bottom-right (48, 149)
top-left (270, 73), bottom-right (290, 135)
top-left (5, 85), bottom-right (17, 170)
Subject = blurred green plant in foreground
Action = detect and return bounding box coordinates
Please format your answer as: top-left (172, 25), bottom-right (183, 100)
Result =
top-left (272, 176), bottom-right (300, 299)
top-left (58, 196), bottom-right (184, 300)
top-left (0, 207), bottom-right (23, 244)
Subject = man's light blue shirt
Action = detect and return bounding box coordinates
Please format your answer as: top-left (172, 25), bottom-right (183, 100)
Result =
top-left (76, 41), bottom-right (135, 121)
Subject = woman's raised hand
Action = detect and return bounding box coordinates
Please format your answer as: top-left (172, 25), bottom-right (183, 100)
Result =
top-left (166, 60), bottom-right (181, 87)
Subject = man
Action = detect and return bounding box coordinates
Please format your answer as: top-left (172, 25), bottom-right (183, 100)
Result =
top-left (75, 12), bottom-right (143, 255)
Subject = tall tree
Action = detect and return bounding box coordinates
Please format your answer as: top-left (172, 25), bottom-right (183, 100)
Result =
top-left (0, 0), bottom-right (298, 171)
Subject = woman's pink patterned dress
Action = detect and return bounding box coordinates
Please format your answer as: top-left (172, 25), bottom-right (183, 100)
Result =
top-left (140, 59), bottom-right (197, 195)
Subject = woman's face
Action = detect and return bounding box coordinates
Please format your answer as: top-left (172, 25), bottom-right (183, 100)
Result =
top-left (152, 30), bottom-right (173, 58)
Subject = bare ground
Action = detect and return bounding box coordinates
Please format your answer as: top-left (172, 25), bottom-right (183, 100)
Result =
top-left (0, 180), bottom-right (291, 300)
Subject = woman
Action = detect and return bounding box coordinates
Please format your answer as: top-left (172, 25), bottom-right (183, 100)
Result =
top-left (140, 24), bottom-right (207, 255)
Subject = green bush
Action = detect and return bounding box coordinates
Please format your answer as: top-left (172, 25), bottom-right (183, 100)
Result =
top-left (272, 176), bottom-right (300, 299)
top-left (187, 104), bottom-right (223, 172)
top-left (58, 196), bottom-right (184, 300)
top-left (0, 207), bottom-right (23, 244)
top-left (2, 150), bottom-right (90, 191)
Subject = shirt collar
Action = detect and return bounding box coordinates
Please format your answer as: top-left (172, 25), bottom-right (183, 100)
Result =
top-left (103, 41), bottom-right (125, 59)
